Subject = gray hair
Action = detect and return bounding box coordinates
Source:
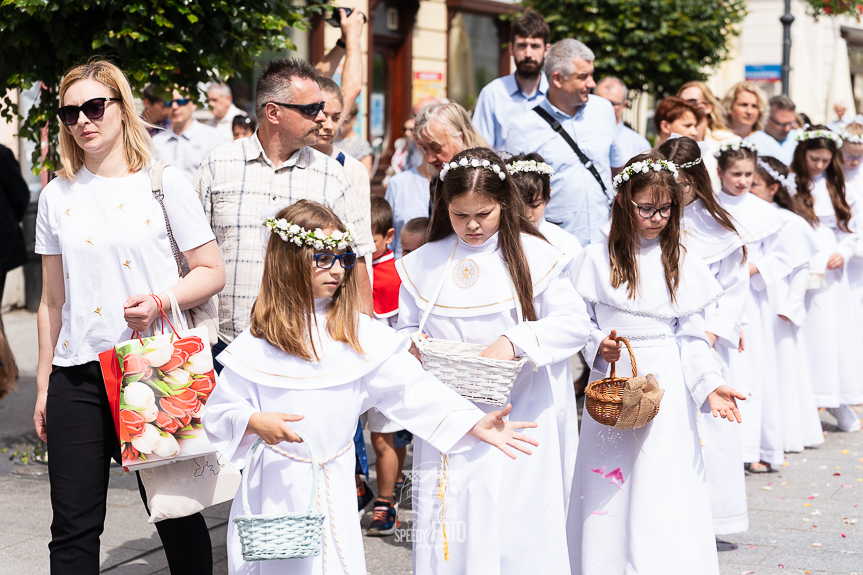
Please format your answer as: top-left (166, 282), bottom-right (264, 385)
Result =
top-left (255, 58), bottom-right (319, 120)
top-left (544, 39), bottom-right (595, 78)
top-left (768, 94), bottom-right (796, 112)
top-left (596, 76), bottom-right (628, 102)
top-left (207, 82), bottom-right (232, 97)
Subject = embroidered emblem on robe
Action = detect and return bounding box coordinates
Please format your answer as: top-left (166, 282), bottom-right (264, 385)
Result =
top-left (452, 259), bottom-right (479, 289)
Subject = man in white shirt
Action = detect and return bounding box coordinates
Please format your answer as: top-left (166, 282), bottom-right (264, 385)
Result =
top-left (745, 95), bottom-right (802, 165)
top-left (473, 10), bottom-right (550, 149)
top-left (153, 89), bottom-right (226, 181)
top-left (204, 82), bottom-right (248, 141)
top-left (594, 76), bottom-right (650, 163)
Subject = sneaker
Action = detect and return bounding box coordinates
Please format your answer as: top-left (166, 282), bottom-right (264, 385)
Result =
top-left (827, 405), bottom-right (862, 432)
top-left (357, 480), bottom-right (374, 517)
top-left (366, 499), bottom-right (398, 536)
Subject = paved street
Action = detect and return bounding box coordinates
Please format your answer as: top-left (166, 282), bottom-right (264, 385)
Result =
top-left (1, 309), bottom-right (862, 574)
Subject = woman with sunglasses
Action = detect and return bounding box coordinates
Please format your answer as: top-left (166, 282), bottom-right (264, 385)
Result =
top-left (35, 60), bottom-right (225, 574)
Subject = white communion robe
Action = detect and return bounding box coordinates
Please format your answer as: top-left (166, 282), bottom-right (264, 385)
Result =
top-left (567, 238), bottom-right (725, 575)
top-left (395, 232), bottom-right (591, 575)
top-left (202, 303), bottom-right (488, 575)
top-left (795, 174), bottom-right (863, 407)
top-left (682, 198), bottom-right (750, 535)
top-left (718, 191), bottom-right (791, 466)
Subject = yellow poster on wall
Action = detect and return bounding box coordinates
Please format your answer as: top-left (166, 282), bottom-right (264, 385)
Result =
top-left (412, 71), bottom-right (445, 104)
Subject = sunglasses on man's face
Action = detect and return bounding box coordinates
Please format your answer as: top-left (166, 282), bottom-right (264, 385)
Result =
top-left (268, 101), bottom-right (326, 117)
top-left (166, 98), bottom-right (192, 107)
top-left (57, 97), bottom-right (121, 126)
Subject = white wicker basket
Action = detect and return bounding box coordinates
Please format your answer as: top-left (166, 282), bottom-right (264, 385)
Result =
top-left (411, 240), bottom-right (532, 407)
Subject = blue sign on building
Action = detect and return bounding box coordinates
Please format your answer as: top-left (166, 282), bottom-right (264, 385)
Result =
top-left (745, 64), bottom-right (782, 83)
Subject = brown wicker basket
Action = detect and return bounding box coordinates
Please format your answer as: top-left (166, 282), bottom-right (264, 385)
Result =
top-left (585, 337), bottom-right (660, 427)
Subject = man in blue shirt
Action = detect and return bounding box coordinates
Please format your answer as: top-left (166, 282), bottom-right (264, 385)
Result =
top-left (473, 10), bottom-right (550, 149)
top-left (594, 76), bottom-right (650, 163)
top-left (504, 39), bottom-right (625, 245)
top-left (745, 95), bottom-right (802, 165)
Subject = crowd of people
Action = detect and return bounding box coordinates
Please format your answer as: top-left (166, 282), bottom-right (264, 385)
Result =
top-left (22, 5), bottom-right (863, 575)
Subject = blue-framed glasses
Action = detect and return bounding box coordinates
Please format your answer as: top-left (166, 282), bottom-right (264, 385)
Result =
top-left (314, 252), bottom-right (356, 269)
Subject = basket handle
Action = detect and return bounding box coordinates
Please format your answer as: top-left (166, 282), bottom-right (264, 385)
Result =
top-left (241, 431), bottom-right (319, 517)
top-left (608, 336), bottom-right (637, 379)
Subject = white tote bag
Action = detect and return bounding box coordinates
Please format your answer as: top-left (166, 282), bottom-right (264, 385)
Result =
top-left (138, 290), bottom-right (241, 523)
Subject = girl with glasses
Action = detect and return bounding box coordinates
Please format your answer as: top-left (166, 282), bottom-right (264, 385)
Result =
top-left (567, 150), bottom-right (743, 574)
top-left (203, 199), bottom-right (536, 575)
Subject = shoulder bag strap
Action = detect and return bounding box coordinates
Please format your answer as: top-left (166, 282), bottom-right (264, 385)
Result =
top-left (532, 105), bottom-right (613, 205)
top-left (150, 161), bottom-right (184, 277)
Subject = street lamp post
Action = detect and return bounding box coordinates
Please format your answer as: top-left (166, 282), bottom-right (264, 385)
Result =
top-left (781, 0), bottom-right (794, 96)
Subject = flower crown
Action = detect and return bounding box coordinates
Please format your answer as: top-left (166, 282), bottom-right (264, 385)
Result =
top-left (506, 160), bottom-right (554, 177)
top-left (840, 129), bottom-right (863, 145)
top-left (612, 159), bottom-right (679, 190)
top-left (439, 157), bottom-right (506, 182)
top-left (263, 218), bottom-right (353, 250)
top-left (677, 156), bottom-right (703, 169)
top-left (796, 129), bottom-right (842, 145)
top-left (756, 158), bottom-right (797, 194)
top-left (713, 140), bottom-right (759, 158)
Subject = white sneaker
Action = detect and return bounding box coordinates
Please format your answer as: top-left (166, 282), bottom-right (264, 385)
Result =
top-left (827, 405), bottom-right (862, 432)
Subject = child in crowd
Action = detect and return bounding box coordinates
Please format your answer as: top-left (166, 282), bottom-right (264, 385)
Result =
top-left (399, 216), bottom-right (429, 256)
top-left (397, 148), bottom-right (591, 573)
top-left (791, 126), bottom-right (863, 432)
top-left (231, 115), bottom-right (256, 140)
top-left (660, 136), bottom-right (750, 534)
top-left (202, 200), bottom-right (537, 575)
top-left (567, 151), bottom-right (744, 574)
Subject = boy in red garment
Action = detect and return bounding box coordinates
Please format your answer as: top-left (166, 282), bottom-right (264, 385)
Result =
top-left (370, 196), bottom-right (400, 327)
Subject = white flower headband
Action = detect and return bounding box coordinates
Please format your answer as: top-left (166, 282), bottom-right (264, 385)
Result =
top-left (713, 140), bottom-right (759, 158)
top-left (612, 159), bottom-right (679, 190)
top-left (840, 129), bottom-right (863, 145)
top-left (677, 156), bottom-right (703, 169)
top-left (439, 157), bottom-right (506, 182)
top-left (756, 158), bottom-right (797, 194)
top-left (506, 160), bottom-right (554, 177)
top-left (262, 218), bottom-right (353, 250)
top-left (797, 129), bottom-right (842, 145)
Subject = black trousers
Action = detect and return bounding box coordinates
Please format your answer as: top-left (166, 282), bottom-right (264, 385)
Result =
top-left (46, 362), bottom-right (212, 574)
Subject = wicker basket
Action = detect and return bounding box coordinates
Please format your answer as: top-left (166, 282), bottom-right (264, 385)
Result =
top-left (585, 337), bottom-right (660, 427)
top-left (233, 433), bottom-right (325, 561)
top-left (411, 240), bottom-right (530, 407)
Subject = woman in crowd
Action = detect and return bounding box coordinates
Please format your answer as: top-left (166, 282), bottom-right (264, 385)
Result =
top-left (677, 81), bottom-right (736, 144)
top-left (652, 96), bottom-right (704, 147)
top-left (721, 82), bottom-right (767, 139)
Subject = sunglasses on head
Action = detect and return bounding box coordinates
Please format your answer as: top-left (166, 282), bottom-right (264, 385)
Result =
top-left (166, 98), bottom-right (192, 107)
top-left (267, 101), bottom-right (326, 117)
top-left (57, 97), bottom-right (121, 126)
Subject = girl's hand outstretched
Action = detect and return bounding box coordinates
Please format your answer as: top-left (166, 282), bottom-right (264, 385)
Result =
top-left (707, 385), bottom-right (746, 423)
top-left (600, 330), bottom-right (622, 363)
top-left (247, 412), bottom-right (305, 444)
top-left (467, 404), bottom-right (538, 459)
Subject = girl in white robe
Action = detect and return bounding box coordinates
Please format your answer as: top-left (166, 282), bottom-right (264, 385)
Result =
top-left (396, 148), bottom-right (592, 575)
top-left (751, 156), bottom-right (824, 451)
top-left (567, 151), bottom-right (745, 575)
top-left (715, 142), bottom-right (797, 472)
top-left (790, 127), bottom-right (863, 432)
top-left (202, 200), bottom-right (539, 575)
top-left (660, 136), bottom-right (750, 534)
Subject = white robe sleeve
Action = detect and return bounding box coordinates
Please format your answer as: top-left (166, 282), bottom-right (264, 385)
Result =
top-left (580, 298), bottom-right (612, 375)
top-left (502, 274), bottom-right (592, 368)
top-left (705, 248), bottom-right (748, 349)
top-left (676, 311), bottom-right (727, 410)
top-left (836, 228), bottom-right (858, 262)
top-left (749, 232), bottom-right (795, 291)
top-left (775, 264), bottom-right (810, 327)
top-left (361, 345), bottom-right (484, 454)
top-left (201, 367), bottom-right (260, 470)
top-left (395, 283), bottom-right (423, 335)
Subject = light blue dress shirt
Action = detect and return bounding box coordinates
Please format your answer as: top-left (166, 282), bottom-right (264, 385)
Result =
top-left (745, 129), bottom-right (802, 166)
top-left (503, 95), bottom-right (625, 245)
top-left (474, 73), bottom-right (549, 150)
top-left (615, 123), bottom-right (651, 164)
top-left (384, 167), bottom-right (430, 258)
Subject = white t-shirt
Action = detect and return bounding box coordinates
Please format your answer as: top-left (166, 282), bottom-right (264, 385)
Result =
top-left (35, 165), bottom-right (216, 366)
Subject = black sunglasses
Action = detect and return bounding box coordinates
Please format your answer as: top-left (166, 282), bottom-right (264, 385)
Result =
top-left (166, 98), bottom-right (192, 107)
top-left (313, 252), bottom-right (356, 270)
top-left (57, 97), bottom-right (121, 126)
top-left (267, 101), bottom-right (326, 117)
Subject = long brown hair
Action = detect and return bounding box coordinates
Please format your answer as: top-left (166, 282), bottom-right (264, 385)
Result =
top-left (250, 200), bottom-right (363, 361)
top-left (755, 156), bottom-right (799, 215)
top-left (791, 125), bottom-right (852, 232)
top-left (427, 148), bottom-right (544, 321)
top-left (608, 151), bottom-right (685, 302)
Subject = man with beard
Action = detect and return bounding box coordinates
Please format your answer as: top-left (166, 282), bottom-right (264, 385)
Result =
top-left (193, 58), bottom-right (375, 358)
top-left (473, 9), bottom-right (550, 149)
top-left (594, 76), bottom-right (650, 162)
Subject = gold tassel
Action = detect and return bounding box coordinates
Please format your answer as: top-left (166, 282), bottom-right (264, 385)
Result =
top-left (437, 452), bottom-right (449, 561)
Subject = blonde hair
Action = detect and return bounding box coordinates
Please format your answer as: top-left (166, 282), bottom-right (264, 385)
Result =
top-left (677, 80), bottom-right (728, 132)
top-left (720, 81), bottom-right (767, 132)
top-left (57, 60), bottom-right (155, 179)
top-left (414, 102), bottom-right (488, 150)
top-left (843, 122), bottom-right (863, 138)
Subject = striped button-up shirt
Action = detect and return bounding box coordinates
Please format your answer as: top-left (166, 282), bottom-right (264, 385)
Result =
top-left (194, 134), bottom-right (374, 341)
